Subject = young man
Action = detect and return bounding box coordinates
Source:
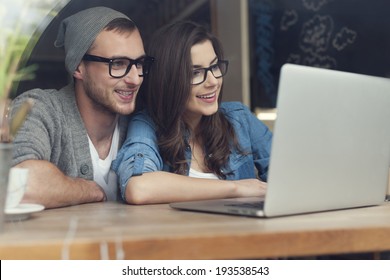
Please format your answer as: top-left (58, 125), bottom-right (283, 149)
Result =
top-left (11, 6), bottom-right (153, 208)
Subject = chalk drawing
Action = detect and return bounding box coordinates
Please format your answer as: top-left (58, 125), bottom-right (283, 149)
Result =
top-left (299, 15), bottom-right (334, 55)
top-left (333, 27), bottom-right (357, 51)
top-left (280, 10), bottom-right (298, 31)
top-left (250, 0), bottom-right (360, 107)
top-left (302, 0), bottom-right (333, 12)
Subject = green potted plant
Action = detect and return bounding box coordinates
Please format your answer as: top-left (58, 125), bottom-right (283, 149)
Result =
top-left (1, 3), bottom-right (38, 142)
top-left (0, 1), bottom-right (42, 223)
top-left (1, 0), bottom-right (64, 140)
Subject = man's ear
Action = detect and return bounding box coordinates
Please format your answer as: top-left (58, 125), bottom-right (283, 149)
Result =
top-left (73, 64), bottom-right (84, 80)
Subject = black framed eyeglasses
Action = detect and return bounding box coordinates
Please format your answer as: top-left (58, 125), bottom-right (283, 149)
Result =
top-left (191, 60), bottom-right (229, 85)
top-left (82, 54), bottom-right (155, 78)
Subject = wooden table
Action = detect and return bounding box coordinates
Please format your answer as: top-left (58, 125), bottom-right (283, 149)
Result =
top-left (1, 201), bottom-right (390, 259)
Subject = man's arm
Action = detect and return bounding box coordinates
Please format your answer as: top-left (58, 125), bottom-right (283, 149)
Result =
top-left (17, 159), bottom-right (106, 209)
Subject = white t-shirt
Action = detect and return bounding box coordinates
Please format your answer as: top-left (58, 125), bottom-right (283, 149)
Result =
top-left (189, 168), bottom-right (219, 180)
top-left (88, 124), bottom-right (120, 201)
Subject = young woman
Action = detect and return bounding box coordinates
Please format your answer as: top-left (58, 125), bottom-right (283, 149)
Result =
top-left (112, 21), bottom-right (272, 204)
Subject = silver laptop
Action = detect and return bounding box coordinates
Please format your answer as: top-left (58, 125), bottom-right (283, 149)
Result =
top-left (170, 63), bottom-right (390, 217)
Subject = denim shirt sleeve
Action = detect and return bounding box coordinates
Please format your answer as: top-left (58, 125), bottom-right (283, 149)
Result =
top-left (222, 102), bottom-right (272, 181)
top-left (111, 110), bottom-right (163, 200)
top-left (245, 107), bottom-right (272, 181)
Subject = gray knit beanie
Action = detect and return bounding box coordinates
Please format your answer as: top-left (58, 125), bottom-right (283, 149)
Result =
top-left (54, 6), bottom-right (132, 74)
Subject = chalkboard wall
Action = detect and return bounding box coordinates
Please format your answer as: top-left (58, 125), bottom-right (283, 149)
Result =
top-left (249, 0), bottom-right (390, 108)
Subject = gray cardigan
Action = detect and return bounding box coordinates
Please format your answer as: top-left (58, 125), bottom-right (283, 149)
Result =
top-left (11, 84), bottom-right (128, 180)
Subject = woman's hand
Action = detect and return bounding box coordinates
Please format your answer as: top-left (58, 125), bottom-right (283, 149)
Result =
top-left (233, 179), bottom-right (267, 197)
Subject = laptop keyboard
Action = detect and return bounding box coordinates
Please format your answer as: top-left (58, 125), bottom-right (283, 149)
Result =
top-left (225, 201), bottom-right (265, 209)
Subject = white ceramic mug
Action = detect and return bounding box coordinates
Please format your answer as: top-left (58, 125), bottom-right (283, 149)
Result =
top-left (6, 168), bottom-right (29, 209)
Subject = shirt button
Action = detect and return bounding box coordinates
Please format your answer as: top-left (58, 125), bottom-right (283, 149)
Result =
top-left (137, 153), bottom-right (144, 158)
top-left (80, 164), bottom-right (90, 175)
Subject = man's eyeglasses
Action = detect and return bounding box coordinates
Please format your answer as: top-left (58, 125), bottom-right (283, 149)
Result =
top-left (191, 60), bottom-right (229, 85)
top-left (82, 54), bottom-right (155, 78)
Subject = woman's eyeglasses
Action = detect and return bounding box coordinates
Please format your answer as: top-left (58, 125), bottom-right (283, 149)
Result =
top-left (191, 60), bottom-right (229, 85)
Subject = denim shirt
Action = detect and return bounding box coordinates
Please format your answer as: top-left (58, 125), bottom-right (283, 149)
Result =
top-left (112, 102), bottom-right (272, 200)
